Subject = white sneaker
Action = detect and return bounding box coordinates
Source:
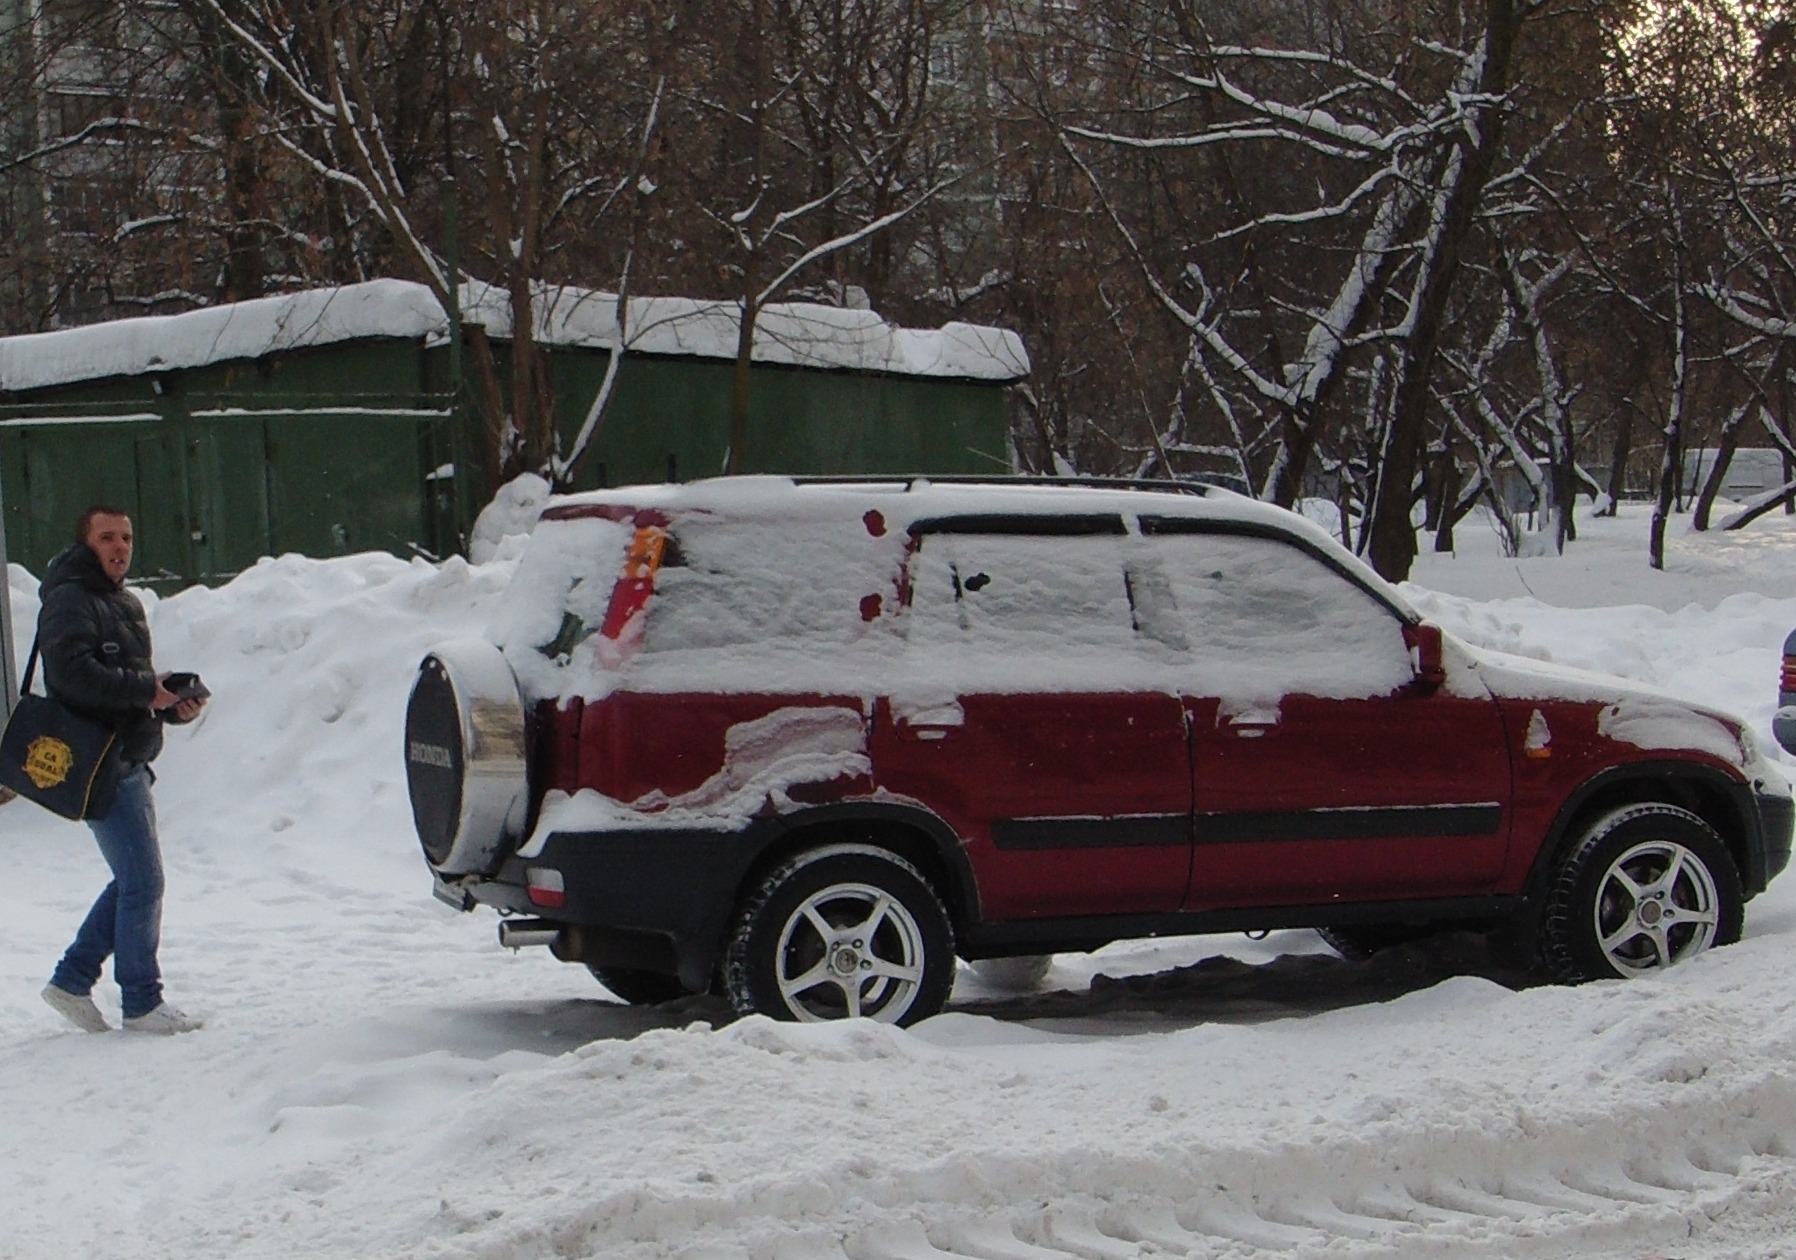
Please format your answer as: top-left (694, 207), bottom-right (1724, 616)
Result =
top-left (123, 1003), bottom-right (204, 1035)
top-left (42, 984), bottom-right (110, 1033)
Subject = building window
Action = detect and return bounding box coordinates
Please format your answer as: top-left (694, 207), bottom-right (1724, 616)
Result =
top-left (48, 90), bottom-right (125, 138)
top-left (51, 176), bottom-right (120, 236)
top-left (930, 40), bottom-right (959, 84)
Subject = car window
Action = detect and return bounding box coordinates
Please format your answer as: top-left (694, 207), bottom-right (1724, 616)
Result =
top-left (904, 533), bottom-right (1139, 657)
top-left (1129, 532), bottom-right (1413, 700)
top-left (640, 521), bottom-right (877, 655)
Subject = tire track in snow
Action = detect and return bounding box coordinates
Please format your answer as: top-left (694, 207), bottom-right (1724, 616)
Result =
top-left (517, 1070), bottom-right (1796, 1260)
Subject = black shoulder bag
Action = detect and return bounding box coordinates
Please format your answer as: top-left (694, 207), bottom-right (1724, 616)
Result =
top-left (0, 641), bottom-right (124, 821)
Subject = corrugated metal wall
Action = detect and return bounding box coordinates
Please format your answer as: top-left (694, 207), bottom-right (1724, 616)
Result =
top-left (544, 353), bottom-right (1015, 489)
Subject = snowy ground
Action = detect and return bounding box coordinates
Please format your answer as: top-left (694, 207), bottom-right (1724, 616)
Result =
top-left (6, 502), bottom-right (1796, 1260)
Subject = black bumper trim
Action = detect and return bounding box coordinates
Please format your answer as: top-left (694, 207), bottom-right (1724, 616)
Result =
top-left (1753, 786), bottom-right (1794, 894)
top-left (1192, 803), bottom-right (1503, 845)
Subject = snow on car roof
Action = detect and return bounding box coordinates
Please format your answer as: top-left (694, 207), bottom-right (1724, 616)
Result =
top-left (539, 474), bottom-right (1414, 618)
top-left (548, 472), bottom-right (1234, 523)
top-left (0, 279), bottom-right (1030, 393)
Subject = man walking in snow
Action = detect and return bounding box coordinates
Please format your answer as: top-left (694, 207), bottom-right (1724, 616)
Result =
top-left (38, 506), bottom-right (207, 1035)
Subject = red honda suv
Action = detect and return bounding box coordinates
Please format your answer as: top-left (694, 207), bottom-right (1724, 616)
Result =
top-left (405, 476), bottom-right (1792, 1024)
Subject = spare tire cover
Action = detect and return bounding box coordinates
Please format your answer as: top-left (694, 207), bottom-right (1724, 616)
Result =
top-left (405, 639), bottom-right (528, 875)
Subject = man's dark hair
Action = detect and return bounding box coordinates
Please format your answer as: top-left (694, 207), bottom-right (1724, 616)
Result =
top-left (74, 504), bottom-right (131, 545)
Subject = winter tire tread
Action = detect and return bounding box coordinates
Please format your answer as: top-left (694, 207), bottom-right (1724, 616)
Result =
top-left (724, 842), bottom-right (955, 1026)
top-left (1539, 802), bottom-right (1743, 983)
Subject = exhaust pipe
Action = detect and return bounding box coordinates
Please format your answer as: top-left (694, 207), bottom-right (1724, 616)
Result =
top-left (498, 919), bottom-right (562, 950)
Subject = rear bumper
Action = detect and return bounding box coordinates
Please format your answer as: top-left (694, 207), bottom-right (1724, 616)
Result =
top-left (433, 828), bottom-right (750, 991)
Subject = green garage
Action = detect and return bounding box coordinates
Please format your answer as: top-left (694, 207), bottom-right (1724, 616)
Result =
top-left (0, 280), bottom-right (1026, 588)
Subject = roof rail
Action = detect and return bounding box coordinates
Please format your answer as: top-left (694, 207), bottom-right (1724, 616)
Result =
top-left (784, 474), bottom-right (1224, 497)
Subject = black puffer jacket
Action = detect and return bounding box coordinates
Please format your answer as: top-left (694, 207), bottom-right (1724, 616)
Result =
top-left (36, 543), bottom-right (164, 765)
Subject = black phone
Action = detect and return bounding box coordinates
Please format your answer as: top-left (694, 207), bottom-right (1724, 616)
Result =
top-left (161, 671), bottom-right (211, 701)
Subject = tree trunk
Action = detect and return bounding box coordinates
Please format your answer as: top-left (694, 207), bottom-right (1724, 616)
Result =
top-left (510, 311), bottom-right (556, 477)
top-left (1784, 364), bottom-right (1794, 515)
top-left (725, 296), bottom-right (757, 476)
top-left (189, 2), bottom-right (267, 302)
top-left (1262, 402), bottom-right (1321, 508)
top-left (1364, 0), bottom-right (1523, 582)
top-left (1441, 468), bottom-right (1489, 549)
top-left (1693, 400), bottom-right (1752, 530)
top-left (1603, 399), bottom-right (1634, 517)
top-left (1431, 443), bottom-right (1461, 551)
top-left (463, 324), bottom-right (513, 486)
top-left (1650, 277), bottom-right (1688, 571)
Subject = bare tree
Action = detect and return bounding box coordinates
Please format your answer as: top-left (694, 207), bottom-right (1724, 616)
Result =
top-left (1043, 0), bottom-right (1547, 578)
top-left (0, 0), bottom-right (282, 328)
top-left (662, 0), bottom-right (960, 473)
top-left (201, 0), bottom-right (673, 483)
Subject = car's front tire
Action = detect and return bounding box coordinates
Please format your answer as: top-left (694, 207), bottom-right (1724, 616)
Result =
top-left (724, 844), bottom-right (955, 1026)
top-left (1540, 803), bottom-right (1743, 982)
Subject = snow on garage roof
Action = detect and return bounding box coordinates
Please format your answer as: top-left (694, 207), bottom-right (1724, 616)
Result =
top-left (0, 279), bottom-right (1031, 393)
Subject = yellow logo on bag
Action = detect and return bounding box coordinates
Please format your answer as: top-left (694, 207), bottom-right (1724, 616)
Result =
top-left (22, 735), bottom-right (74, 790)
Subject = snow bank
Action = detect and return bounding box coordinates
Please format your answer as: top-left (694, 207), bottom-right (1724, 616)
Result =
top-left (466, 472), bottom-right (551, 564)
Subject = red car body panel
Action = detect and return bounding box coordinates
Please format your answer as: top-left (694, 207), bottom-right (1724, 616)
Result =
top-left (870, 691), bottom-right (1193, 919)
top-left (530, 657), bottom-right (1756, 929)
top-left (545, 692), bottom-right (870, 806)
top-left (1485, 697), bottom-right (1744, 890)
top-left (1184, 687), bottom-right (1515, 909)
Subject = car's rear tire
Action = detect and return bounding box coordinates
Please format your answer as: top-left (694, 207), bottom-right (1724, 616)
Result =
top-left (587, 965), bottom-right (689, 1006)
top-left (1540, 803), bottom-right (1743, 982)
top-left (724, 844), bottom-right (955, 1026)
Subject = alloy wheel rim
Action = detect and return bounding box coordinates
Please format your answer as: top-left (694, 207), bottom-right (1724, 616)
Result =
top-left (1592, 839), bottom-right (1721, 976)
top-left (775, 881), bottom-right (927, 1022)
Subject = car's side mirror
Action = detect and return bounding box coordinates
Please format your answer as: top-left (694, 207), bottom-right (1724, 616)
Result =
top-left (1404, 621), bottom-right (1447, 689)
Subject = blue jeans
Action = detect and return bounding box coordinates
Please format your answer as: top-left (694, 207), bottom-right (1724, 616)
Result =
top-left (50, 766), bottom-right (165, 1019)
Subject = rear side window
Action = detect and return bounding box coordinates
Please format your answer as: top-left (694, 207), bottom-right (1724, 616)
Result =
top-left (620, 518), bottom-right (902, 691)
top-left (902, 533), bottom-right (1142, 681)
top-left (640, 521), bottom-right (878, 655)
